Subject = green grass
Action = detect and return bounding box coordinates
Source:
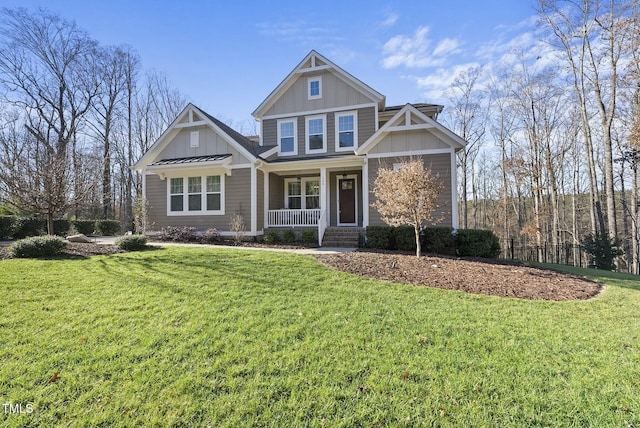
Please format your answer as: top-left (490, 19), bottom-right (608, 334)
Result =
top-left (1, 247), bottom-right (639, 427)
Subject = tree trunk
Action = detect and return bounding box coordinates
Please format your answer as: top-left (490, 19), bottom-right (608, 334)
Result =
top-left (414, 224), bottom-right (421, 257)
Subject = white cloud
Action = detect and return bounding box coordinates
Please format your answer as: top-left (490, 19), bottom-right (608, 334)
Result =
top-left (382, 26), bottom-right (462, 69)
top-left (381, 12), bottom-right (399, 27)
top-left (432, 38), bottom-right (461, 57)
top-left (414, 63), bottom-right (481, 101)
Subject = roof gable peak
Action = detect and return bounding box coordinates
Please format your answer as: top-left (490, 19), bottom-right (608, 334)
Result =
top-left (252, 50), bottom-right (385, 119)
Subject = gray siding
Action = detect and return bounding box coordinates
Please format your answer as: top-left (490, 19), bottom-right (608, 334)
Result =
top-left (268, 173), bottom-right (284, 210)
top-left (146, 168), bottom-right (254, 232)
top-left (264, 71), bottom-right (375, 117)
top-left (367, 129), bottom-right (450, 155)
top-left (257, 170), bottom-right (264, 230)
top-left (367, 153), bottom-right (453, 227)
top-left (261, 106), bottom-right (376, 158)
top-left (158, 126), bottom-right (250, 164)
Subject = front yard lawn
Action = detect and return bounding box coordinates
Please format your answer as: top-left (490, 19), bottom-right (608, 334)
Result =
top-left (1, 247), bottom-right (639, 426)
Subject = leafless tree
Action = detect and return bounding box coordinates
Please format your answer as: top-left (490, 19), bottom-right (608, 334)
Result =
top-left (0, 7), bottom-right (100, 233)
top-left (372, 159), bottom-right (444, 257)
top-left (442, 66), bottom-right (487, 229)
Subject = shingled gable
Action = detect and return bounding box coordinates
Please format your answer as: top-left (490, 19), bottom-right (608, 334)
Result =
top-left (133, 103), bottom-right (264, 171)
top-left (356, 103), bottom-right (467, 155)
top-left (251, 50), bottom-right (386, 119)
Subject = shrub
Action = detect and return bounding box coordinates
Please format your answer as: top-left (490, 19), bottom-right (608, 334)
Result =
top-left (282, 229), bottom-right (297, 244)
top-left (263, 230), bottom-right (280, 244)
top-left (8, 235), bottom-right (67, 258)
top-left (160, 226), bottom-right (196, 242)
top-left (0, 215), bottom-right (13, 240)
top-left (200, 228), bottom-right (220, 244)
top-left (115, 235), bottom-right (147, 251)
top-left (72, 220), bottom-right (96, 235)
top-left (581, 233), bottom-right (622, 271)
top-left (422, 227), bottom-right (456, 255)
top-left (95, 220), bottom-right (121, 236)
top-left (53, 219), bottom-right (71, 237)
top-left (455, 229), bottom-right (501, 258)
top-left (301, 229), bottom-right (316, 245)
top-left (11, 217), bottom-right (46, 239)
top-left (393, 226), bottom-right (416, 251)
top-left (366, 226), bottom-right (394, 249)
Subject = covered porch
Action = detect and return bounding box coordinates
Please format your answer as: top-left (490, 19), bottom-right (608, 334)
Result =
top-left (261, 157), bottom-right (368, 245)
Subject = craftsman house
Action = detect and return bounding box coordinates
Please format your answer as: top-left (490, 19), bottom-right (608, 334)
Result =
top-left (133, 50), bottom-right (466, 245)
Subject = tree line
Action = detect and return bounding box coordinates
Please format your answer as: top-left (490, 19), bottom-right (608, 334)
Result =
top-left (0, 7), bottom-right (187, 234)
top-left (442, 0), bottom-right (640, 273)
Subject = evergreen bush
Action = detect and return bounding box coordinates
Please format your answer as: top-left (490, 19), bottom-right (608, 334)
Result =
top-left (115, 235), bottom-right (147, 251)
top-left (8, 235), bottom-right (67, 258)
top-left (282, 229), bottom-right (297, 243)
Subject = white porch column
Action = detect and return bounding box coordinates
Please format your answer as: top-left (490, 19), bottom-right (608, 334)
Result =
top-left (362, 159), bottom-right (369, 227)
top-left (251, 165), bottom-right (257, 235)
top-left (320, 167), bottom-right (327, 221)
top-left (141, 169), bottom-right (147, 199)
top-left (263, 171), bottom-right (270, 229)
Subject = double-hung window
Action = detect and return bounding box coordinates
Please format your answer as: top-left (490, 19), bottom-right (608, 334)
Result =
top-left (188, 177), bottom-right (202, 211)
top-left (170, 178), bottom-right (184, 212)
top-left (335, 111), bottom-right (358, 151)
top-left (306, 114), bottom-right (326, 154)
top-left (168, 175), bottom-right (224, 215)
top-left (277, 119), bottom-right (297, 155)
top-left (285, 178), bottom-right (320, 209)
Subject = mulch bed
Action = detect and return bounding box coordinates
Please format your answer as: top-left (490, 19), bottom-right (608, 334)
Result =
top-left (313, 250), bottom-right (603, 301)
top-left (1, 242), bottom-right (603, 301)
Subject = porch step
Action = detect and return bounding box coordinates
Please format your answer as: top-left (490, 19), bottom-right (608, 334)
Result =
top-left (321, 227), bottom-right (364, 247)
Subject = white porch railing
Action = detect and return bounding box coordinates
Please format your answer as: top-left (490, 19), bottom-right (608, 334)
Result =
top-left (267, 209), bottom-right (322, 227)
top-left (317, 209), bottom-right (327, 246)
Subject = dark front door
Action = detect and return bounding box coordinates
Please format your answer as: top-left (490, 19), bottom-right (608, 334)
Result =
top-left (338, 178), bottom-right (356, 224)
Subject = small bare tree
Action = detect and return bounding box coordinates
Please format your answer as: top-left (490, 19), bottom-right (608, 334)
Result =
top-left (372, 160), bottom-right (444, 257)
top-left (229, 213), bottom-right (246, 245)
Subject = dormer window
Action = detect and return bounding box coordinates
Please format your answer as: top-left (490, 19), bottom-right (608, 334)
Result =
top-left (308, 77), bottom-right (322, 100)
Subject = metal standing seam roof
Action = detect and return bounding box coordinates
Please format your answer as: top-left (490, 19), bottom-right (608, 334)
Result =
top-left (150, 154), bottom-right (231, 166)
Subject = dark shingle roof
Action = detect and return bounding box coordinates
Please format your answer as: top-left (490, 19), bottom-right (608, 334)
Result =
top-left (195, 107), bottom-right (264, 157)
top-left (151, 154), bottom-right (231, 166)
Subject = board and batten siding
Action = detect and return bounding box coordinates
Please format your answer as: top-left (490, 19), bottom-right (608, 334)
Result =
top-left (261, 106), bottom-right (375, 159)
top-left (367, 153), bottom-right (453, 227)
top-left (264, 71), bottom-right (375, 117)
top-left (366, 130), bottom-right (450, 155)
top-left (146, 168), bottom-right (253, 232)
top-left (158, 126), bottom-right (251, 164)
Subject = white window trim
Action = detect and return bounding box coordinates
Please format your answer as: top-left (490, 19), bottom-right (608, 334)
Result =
top-left (190, 131), bottom-right (199, 148)
top-left (284, 177), bottom-right (321, 209)
top-left (167, 174), bottom-right (225, 216)
top-left (335, 110), bottom-right (358, 152)
top-left (305, 114), bottom-right (327, 154)
top-left (277, 118), bottom-right (297, 156)
top-left (307, 76), bottom-right (322, 100)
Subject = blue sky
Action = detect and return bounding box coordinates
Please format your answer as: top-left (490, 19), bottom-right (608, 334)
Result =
top-left (2, 0), bottom-right (540, 131)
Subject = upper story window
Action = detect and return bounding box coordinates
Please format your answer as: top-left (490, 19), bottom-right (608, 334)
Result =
top-left (306, 115), bottom-right (326, 154)
top-left (277, 118), bottom-right (297, 156)
top-left (168, 175), bottom-right (224, 215)
top-left (335, 111), bottom-right (358, 152)
top-left (307, 77), bottom-right (322, 100)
